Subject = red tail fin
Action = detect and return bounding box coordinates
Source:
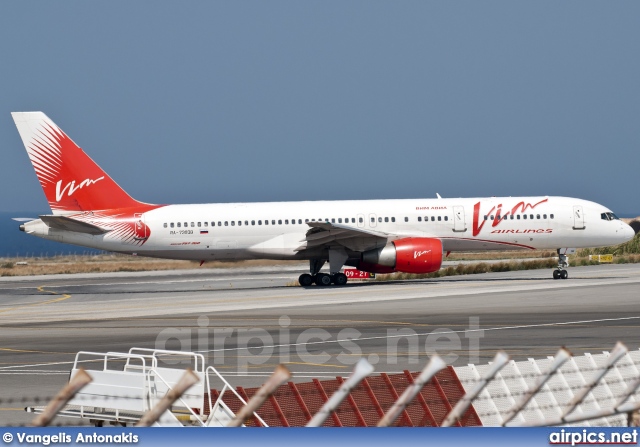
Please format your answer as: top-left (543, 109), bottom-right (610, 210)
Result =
top-left (12, 112), bottom-right (149, 214)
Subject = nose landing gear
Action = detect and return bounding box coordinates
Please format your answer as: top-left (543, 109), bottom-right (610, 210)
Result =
top-left (553, 269), bottom-right (568, 280)
top-left (553, 249), bottom-right (570, 280)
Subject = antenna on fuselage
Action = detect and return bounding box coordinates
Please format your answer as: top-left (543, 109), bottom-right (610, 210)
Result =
top-left (436, 193), bottom-right (442, 199)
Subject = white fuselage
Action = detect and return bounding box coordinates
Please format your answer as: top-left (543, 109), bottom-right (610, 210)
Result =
top-left (24, 196), bottom-right (634, 262)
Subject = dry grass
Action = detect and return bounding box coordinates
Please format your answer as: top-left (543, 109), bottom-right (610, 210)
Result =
top-left (3, 232), bottom-right (639, 278)
top-left (445, 250), bottom-right (556, 261)
top-left (0, 254), bottom-right (301, 277)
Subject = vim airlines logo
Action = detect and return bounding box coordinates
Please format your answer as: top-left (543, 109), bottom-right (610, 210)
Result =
top-left (472, 198), bottom-right (549, 237)
top-left (414, 250), bottom-right (431, 259)
top-left (55, 177), bottom-right (105, 202)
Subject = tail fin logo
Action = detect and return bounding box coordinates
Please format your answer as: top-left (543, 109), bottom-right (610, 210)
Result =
top-left (55, 177), bottom-right (105, 202)
top-left (12, 112), bottom-right (148, 213)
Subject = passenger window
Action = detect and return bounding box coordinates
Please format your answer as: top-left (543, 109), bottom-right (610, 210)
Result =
top-left (184, 222), bottom-right (188, 227)
top-left (497, 215), bottom-right (501, 220)
top-left (298, 219), bottom-right (302, 224)
top-left (272, 220), bottom-right (276, 225)
top-left (338, 218), bottom-right (343, 223)
top-left (510, 215), bottom-right (514, 220)
top-left (197, 222), bottom-right (201, 227)
top-left (484, 215), bottom-right (488, 221)
top-left (285, 220), bottom-right (289, 224)
top-left (523, 215), bottom-right (527, 220)
top-left (278, 220), bottom-right (282, 225)
top-left (177, 222), bottom-right (181, 228)
top-left (530, 214), bottom-right (534, 220)
top-left (431, 216), bottom-right (435, 221)
top-left (264, 220), bottom-right (268, 225)
top-left (384, 217), bottom-right (389, 223)
top-left (163, 223), bottom-right (167, 228)
top-left (536, 214), bottom-right (540, 219)
top-left (550, 214), bottom-right (554, 219)
top-left (305, 219), bottom-right (309, 223)
top-left (191, 222), bottom-right (194, 227)
top-left (543, 214), bottom-right (547, 219)
top-left (438, 216), bottom-right (442, 221)
top-left (391, 217), bottom-right (396, 222)
top-left (170, 223), bottom-right (174, 228)
top-left (251, 220), bottom-right (255, 225)
top-left (258, 220), bottom-right (262, 225)
top-left (225, 221), bottom-right (228, 226)
top-left (359, 217), bottom-right (363, 223)
top-left (231, 221), bottom-right (235, 226)
top-left (404, 217), bottom-right (409, 222)
top-left (378, 217), bottom-right (382, 222)
top-left (418, 217), bottom-right (422, 222)
top-left (490, 215), bottom-right (494, 220)
top-left (204, 222), bottom-right (208, 227)
top-left (351, 218), bottom-right (355, 223)
top-left (517, 215), bottom-right (520, 220)
top-left (218, 222), bottom-right (221, 227)
top-left (238, 221), bottom-right (242, 226)
top-left (371, 217), bottom-right (375, 223)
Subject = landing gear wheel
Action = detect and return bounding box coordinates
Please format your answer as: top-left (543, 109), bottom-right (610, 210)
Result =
top-left (299, 273), bottom-right (313, 287)
top-left (333, 273), bottom-right (348, 286)
top-left (553, 270), bottom-right (561, 280)
top-left (560, 269), bottom-right (568, 280)
top-left (315, 273), bottom-right (332, 286)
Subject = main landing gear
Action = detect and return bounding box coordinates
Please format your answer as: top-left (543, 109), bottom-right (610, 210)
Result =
top-left (553, 249), bottom-right (569, 280)
top-left (298, 258), bottom-right (349, 287)
top-left (298, 272), bottom-right (348, 287)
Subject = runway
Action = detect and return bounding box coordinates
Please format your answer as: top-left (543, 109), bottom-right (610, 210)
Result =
top-left (1, 263), bottom-right (640, 426)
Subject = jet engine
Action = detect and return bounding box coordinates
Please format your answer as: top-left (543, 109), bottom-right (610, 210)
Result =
top-left (357, 237), bottom-right (443, 274)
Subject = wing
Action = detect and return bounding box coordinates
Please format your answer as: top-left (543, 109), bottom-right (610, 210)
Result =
top-left (39, 215), bottom-right (111, 235)
top-left (296, 221), bottom-right (392, 252)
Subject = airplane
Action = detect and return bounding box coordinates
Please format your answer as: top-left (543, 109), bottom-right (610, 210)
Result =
top-left (12, 112), bottom-right (636, 286)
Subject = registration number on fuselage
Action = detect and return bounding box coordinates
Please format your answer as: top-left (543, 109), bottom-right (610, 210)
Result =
top-left (169, 230), bottom-right (194, 235)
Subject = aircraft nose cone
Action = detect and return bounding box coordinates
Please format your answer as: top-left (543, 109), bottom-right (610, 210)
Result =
top-left (622, 222), bottom-right (636, 241)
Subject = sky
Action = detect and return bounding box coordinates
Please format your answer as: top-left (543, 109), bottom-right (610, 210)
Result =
top-left (1, 1), bottom-right (639, 215)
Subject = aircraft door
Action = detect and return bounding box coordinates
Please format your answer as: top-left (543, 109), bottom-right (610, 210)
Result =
top-left (368, 213), bottom-right (377, 228)
top-left (573, 205), bottom-right (585, 230)
top-left (452, 206), bottom-right (467, 232)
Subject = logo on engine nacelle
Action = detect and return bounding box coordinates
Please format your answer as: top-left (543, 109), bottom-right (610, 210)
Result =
top-left (414, 250), bottom-right (431, 259)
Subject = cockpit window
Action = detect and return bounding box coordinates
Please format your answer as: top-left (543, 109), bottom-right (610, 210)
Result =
top-left (602, 212), bottom-right (620, 221)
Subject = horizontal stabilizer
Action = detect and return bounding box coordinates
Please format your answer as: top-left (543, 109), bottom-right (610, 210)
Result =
top-left (11, 217), bottom-right (36, 222)
top-left (39, 215), bottom-right (111, 235)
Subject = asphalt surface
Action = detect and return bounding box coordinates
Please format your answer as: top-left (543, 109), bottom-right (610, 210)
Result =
top-left (1, 263), bottom-right (639, 426)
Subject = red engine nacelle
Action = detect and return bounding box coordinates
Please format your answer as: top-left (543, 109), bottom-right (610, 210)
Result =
top-left (358, 237), bottom-right (443, 274)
